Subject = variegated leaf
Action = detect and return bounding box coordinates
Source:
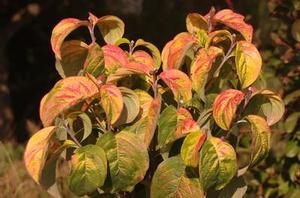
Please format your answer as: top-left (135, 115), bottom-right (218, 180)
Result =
top-left (102, 44), bottom-right (128, 73)
top-left (135, 39), bottom-right (161, 68)
top-left (186, 13), bottom-right (208, 34)
top-left (83, 42), bottom-right (105, 77)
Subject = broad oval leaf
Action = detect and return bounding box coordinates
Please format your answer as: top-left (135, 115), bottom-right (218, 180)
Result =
top-left (89, 13), bottom-right (125, 44)
top-left (180, 130), bottom-right (206, 167)
top-left (67, 111), bottom-right (92, 142)
top-left (114, 87), bottom-right (140, 126)
top-left (213, 89), bottom-right (245, 130)
top-left (199, 136), bottom-right (237, 190)
top-left (235, 41), bottom-right (262, 89)
top-left (186, 13), bottom-right (208, 33)
top-left (69, 145), bottom-right (107, 196)
top-left (245, 115), bottom-right (271, 166)
top-left (24, 126), bottom-right (57, 184)
top-left (160, 69), bottom-right (192, 103)
top-left (100, 84), bottom-right (123, 125)
top-left (206, 30), bottom-right (233, 48)
top-left (97, 131), bottom-right (149, 192)
top-left (163, 33), bottom-right (197, 70)
top-left (158, 106), bottom-right (199, 148)
top-left (55, 40), bottom-right (88, 78)
top-left (135, 39), bottom-right (161, 68)
top-left (190, 46), bottom-right (223, 96)
top-left (51, 18), bottom-right (89, 59)
top-left (40, 76), bottom-right (99, 126)
top-left (103, 44), bottom-right (128, 73)
top-left (151, 156), bottom-right (204, 198)
top-left (134, 89), bottom-right (153, 118)
top-left (161, 40), bottom-right (173, 70)
top-left (213, 9), bottom-right (253, 42)
top-left (84, 42), bottom-right (105, 77)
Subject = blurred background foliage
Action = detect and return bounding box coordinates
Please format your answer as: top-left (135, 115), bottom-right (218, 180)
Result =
top-left (0, 0), bottom-right (299, 197)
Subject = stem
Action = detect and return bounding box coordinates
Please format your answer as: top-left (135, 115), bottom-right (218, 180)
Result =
top-left (129, 40), bottom-right (135, 55)
top-left (150, 69), bottom-right (158, 98)
top-left (88, 24), bottom-right (96, 43)
top-left (64, 121), bottom-right (82, 147)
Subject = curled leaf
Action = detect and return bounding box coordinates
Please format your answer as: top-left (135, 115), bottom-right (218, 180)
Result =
top-left (190, 46), bottom-right (223, 96)
top-left (213, 89), bottom-right (245, 130)
top-left (213, 9), bottom-right (253, 42)
top-left (51, 18), bottom-right (89, 59)
top-left (160, 69), bottom-right (192, 103)
top-left (206, 30), bottom-right (233, 48)
top-left (100, 84), bottom-right (123, 125)
top-left (186, 13), bottom-right (208, 33)
top-left (40, 76), bottom-right (99, 126)
top-left (135, 39), bottom-right (161, 68)
top-left (235, 41), bottom-right (262, 89)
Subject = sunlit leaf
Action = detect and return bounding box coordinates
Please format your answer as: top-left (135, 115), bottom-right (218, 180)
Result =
top-left (160, 69), bottom-right (192, 103)
top-left (40, 76), bottom-right (99, 126)
top-left (89, 13), bottom-right (125, 44)
top-left (199, 136), bottom-right (237, 190)
top-left (132, 50), bottom-right (155, 70)
top-left (186, 13), bottom-right (208, 34)
top-left (151, 156), bottom-right (204, 198)
top-left (55, 40), bottom-right (88, 78)
top-left (213, 89), bottom-right (245, 130)
top-left (69, 145), bottom-right (107, 196)
top-left (102, 44), bottom-right (128, 73)
top-left (134, 89), bottom-right (153, 118)
top-left (235, 41), bottom-right (262, 89)
top-left (24, 126), bottom-right (57, 184)
top-left (190, 46), bottom-right (223, 96)
top-left (97, 131), bottom-right (149, 192)
top-left (135, 39), bottom-right (161, 68)
top-left (100, 84), bottom-right (123, 125)
top-left (83, 42), bottom-right (105, 77)
top-left (51, 18), bottom-right (89, 59)
top-left (180, 130), bottom-right (206, 167)
top-left (161, 40), bottom-right (173, 70)
top-left (213, 9), bottom-right (253, 42)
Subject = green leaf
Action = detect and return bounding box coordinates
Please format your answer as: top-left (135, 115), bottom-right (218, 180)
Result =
top-left (67, 111), bottom-right (92, 142)
top-left (284, 89), bottom-right (300, 105)
top-left (55, 40), bottom-right (88, 78)
top-left (135, 39), bottom-right (161, 68)
top-left (97, 131), bottom-right (149, 192)
top-left (180, 131), bottom-right (206, 167)
top-left (284, 112), bottom-right (300, 133)
top-left (285, 140), bottom-right (299, 158)
top-left (114, 87), bottom-right (140, 126)
top-left (245, 115), bottom-right (271, 166)
top-left (68, 145), bottom-right (107, 196)
top-left (84, 42), bottom-right (105, 77)
top-left (199, 136), bottom-right (237, 190)
top-left (151, 156), bottom-right (204, 198)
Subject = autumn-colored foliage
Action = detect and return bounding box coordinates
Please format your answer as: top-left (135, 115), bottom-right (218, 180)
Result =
top-left (24, 8), bottom-right (284, 197)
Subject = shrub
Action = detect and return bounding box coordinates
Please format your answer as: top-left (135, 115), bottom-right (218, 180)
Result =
top-left (23, 8), bottom-right (284, 198)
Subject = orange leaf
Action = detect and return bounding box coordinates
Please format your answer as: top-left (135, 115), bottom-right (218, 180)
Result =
top-left (100, 84), bottom-right (123, 125)
top-left (132, 50), bottom-right (155, 70)
top-left (51, 18), bottom-right (89, 59)
top-left (213, 89), bottom-right (245, 130)
top-left (160, 69), bottom-right (192, 103)
top-left (176, 108), bottom-right (200, 138)
top-left (161, 40), bottom-right (173, 70)
top-left (103, 44), bottom-right (128, 73)
top-left (163, 33), bottom-right (197, 70)
top-left (213, 9), bottom-right (253, 42)
top-left (40, 76), bottom-right (99, 126)
top-left (190, 46), bottom-right (223, 96)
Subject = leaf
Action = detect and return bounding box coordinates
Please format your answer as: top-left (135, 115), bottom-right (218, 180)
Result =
top-left (186, 13), bottom-right (208, 33)
top-left (284, 89), bottom-right (300, 105)
top-left (190, 46), bottom-right (223, 96)
top-left (68, 145), bottom-right (107, 196)
top-left (284, 112), bottom-right (300, 133)
top-left (89, 13), bottom-right (125, 44)
top-left (51, 18), bottom-right (89, 59)
top-left (199, 136), bottom-right (237, 190)
top-left (163, 32), bottom-right (197, 70)
top-left (217, 176), bottom-right (247, 198)
top-left (246, 89), bottom-right (285, 126)
top-left (160, 69), bottom-right (192, 103)
top-left (24, 126), bottom-right (57, 184)
top-left (134, 89), bottom-right (153, 118)
top-left (235, 41), bottom-right (262, 89)
top-left (292, 19), bottom-right (300, 42)
top-left (285, 140), bottom-right (299, 158)
top-left (213, 9), bottom-right (253, 41)
top-left (135, 39), bottom-right (161, 68)
top-left (40, 76), bottom-right (99, 126)
top-left (158, 106), bottom-right (199, 148)
top-left (151, 156), bottom-right (204, 198)
top-left (100, 84), bottom-right (123, 125)
top-left (161, 40), bottom-right (173, 70)
top-left (180, 130), bottom-right (206, 167)
top-left (102, 44), bottom-right (128, 73)
top-left (97, 131), bottom-right (149, 192)
top-left (55, 40), bottom-right (88, 78)
top-left (206, 30), bottom-right (233, 48)
top-left (114, 87), bottom-right (140, 126)
top-left (213, 89), bottom-right (245, 130)
top-left (245, 115), bottom-right (271, 166)
top-left (84, 42), bottom-right (105, 77)
top-left (67, 111), bottom-right (92, 142)
top-left (132, 50), bottom-right (155, 70)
